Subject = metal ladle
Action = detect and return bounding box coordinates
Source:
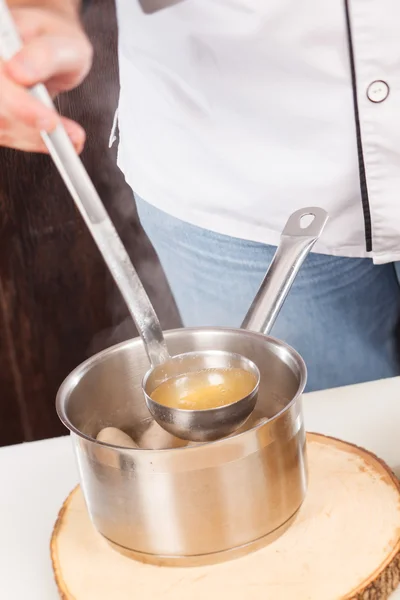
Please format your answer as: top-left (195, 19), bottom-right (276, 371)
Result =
top-left (0, 3), bottom-right (328, 442)
top-left (0, 1), bottom-right (262, 435)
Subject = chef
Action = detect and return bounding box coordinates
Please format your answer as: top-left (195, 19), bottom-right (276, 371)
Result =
top-left (2, 0), bottom-right (400, 391)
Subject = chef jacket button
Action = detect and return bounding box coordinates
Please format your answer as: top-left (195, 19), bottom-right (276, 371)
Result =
top-left (367, 80), bottom-right (390, 103)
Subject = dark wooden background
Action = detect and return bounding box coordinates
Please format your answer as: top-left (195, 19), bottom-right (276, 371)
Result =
top-left (0, 0), bottom-right (180, 446)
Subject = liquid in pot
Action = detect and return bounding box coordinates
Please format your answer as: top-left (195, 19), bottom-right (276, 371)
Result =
top-left (150, 367), bottom-right (257, 410)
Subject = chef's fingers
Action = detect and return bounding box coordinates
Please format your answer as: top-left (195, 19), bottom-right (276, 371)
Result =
top-left (0, 65), bottom-right (59, 131)
top-left (0, 114), bottom-right (86, 154)
top-left (5, 8), bottom-right (92, 91)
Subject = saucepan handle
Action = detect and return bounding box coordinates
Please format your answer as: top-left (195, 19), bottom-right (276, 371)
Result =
top-left (241, 207), bottom-right (329, 335)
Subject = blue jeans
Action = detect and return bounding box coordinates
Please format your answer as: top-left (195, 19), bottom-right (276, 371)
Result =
top-left (135, 197), bottom-right (400, 392)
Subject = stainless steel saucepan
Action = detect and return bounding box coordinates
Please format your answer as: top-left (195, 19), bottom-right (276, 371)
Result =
top-left (56, 207), bottom-right (327, 567)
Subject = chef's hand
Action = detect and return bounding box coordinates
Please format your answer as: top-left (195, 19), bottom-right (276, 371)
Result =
top-left (0, 3), bottom-right (93, 153)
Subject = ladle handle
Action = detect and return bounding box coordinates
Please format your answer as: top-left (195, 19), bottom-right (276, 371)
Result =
top-left (242, 207), bottom-right (329, 335)
top-left (0, 0), bottom-right (169, 367)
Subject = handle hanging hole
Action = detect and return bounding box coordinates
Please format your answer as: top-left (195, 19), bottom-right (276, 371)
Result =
top-left (300, 213), bottom-right (315, 229)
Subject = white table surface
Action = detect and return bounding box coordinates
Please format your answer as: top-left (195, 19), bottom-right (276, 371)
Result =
top-left (2, 376), bottom-right (400, 599)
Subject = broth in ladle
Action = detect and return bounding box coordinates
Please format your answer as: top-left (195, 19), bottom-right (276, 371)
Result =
top-left (150, 367), bottom-right (258, 411)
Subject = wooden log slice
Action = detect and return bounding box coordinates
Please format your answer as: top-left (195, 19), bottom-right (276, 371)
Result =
top-left (51, 433), bottom-right (400, 600)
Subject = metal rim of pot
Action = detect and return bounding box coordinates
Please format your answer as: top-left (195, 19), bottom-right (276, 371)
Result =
top-left (56, 326), bottom-right (307, 453)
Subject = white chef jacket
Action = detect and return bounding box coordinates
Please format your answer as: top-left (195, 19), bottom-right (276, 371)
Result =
top-left (114, 0), bottom-right (400, 264)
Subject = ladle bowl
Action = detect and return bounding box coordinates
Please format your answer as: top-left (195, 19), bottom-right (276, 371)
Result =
top-left (143, 350), bottom-right (260, 441)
